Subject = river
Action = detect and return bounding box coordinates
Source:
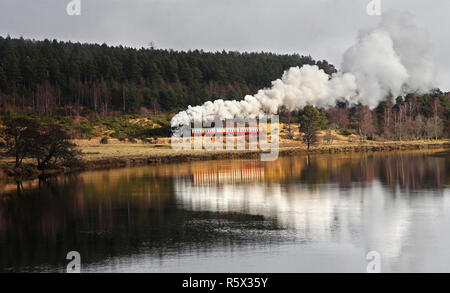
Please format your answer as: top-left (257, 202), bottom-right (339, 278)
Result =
top-left (0, 150), bottom-right (449, 272)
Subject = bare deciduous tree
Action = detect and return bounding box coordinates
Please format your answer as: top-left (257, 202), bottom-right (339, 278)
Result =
top-left (356, 106), bottom-right (375, 142)
top-left (1, 116), bottom-right (40, 167)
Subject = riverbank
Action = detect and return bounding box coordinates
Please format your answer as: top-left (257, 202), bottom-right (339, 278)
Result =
top-left (1, 139), bottom-right (450, 183)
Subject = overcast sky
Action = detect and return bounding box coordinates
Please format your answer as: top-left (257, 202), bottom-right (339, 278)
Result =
top-left (0, 0), bottom-right (449, 90)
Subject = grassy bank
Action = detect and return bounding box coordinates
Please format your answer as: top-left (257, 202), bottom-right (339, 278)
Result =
top-left (1, 138), bottom-right (449, 183)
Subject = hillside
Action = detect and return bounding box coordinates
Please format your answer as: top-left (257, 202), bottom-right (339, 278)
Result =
top-left (0, 36), bottom-right (448, 142)
top-left (0, 36), bottom-right (336, 116)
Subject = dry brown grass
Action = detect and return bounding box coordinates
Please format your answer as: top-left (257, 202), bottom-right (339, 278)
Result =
top-left (1, 136), bottom-right (449, 183)
top-left (80, 143), bottom-right (174, 161)
top-left (76, 137), bottom-right (450, 162)
top-left (2, 135), bottom-right (449, 166)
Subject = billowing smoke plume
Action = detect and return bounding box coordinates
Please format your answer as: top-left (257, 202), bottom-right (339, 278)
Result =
top-left (341, 12), bottom-right (436, 108)
top-left (171, 12), bottom-right (436, 127)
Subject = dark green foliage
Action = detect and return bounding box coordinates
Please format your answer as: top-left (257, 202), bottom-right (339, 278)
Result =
top-left (143, 126), bottom-right (170, 137)
top-left (299, 105), bottom-right (328, 150)
top-left (0, 36), bottom-right (448, 141)
top-left (100, 137), bottom-right (109, 144)
top-left (339, 128), bottom-right (352, 136)
top-left (0, 37), bottom-right (336, 115)
top-left (76, 123), bottom-right (95, 138)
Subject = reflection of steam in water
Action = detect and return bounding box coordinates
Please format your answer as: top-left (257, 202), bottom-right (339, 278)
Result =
top-left (175, 172), bottom-right (448, 270)
top-left (1, 150), bottom-right (449, 272)
top-left (176, 178), bottom-right (337, 242)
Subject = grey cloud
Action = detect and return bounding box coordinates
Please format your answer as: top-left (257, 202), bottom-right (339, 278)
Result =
top-left (0, 0), bottom-right (449, 90)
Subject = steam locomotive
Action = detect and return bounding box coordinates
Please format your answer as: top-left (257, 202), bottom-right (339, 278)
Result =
top-left (171, 121), bottom-right (262, 136)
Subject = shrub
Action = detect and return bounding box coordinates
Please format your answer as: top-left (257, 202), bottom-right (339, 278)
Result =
top-left (77, 123), bottom-right (95, 138)
top-left (31, 123), bottom-right (81, 170)
top-left (144, 126), bottom-right (171, 137)
top-left (339, 128), bottom-right (352, 136)
top-left (1, 115), bottom-right (41, 167)
top-left (100, 137), bottom-right (109, 144)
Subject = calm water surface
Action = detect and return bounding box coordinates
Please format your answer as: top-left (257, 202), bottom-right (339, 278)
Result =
top-left (0, 150), bottom-right (449, 272)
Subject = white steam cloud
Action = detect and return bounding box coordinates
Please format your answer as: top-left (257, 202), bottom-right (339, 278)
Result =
top-left (171, 12), bottom-right (436, 127)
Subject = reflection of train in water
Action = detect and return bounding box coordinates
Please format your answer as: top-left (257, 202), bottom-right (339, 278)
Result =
top-left (193, 166), bottom-right (264, 184)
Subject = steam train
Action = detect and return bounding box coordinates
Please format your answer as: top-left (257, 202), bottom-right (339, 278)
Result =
top-left (171, 121), bottom-right (262, 136)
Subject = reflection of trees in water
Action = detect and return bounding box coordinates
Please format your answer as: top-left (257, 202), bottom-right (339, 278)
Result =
top-left (0, 171), bottom-right (284, 272)
top-left (264, 151), bottom-right (449, 191)
top-left (0, 150), bottom-right (448, 272)
top-left (330, 152), bottom-right (449, 190)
